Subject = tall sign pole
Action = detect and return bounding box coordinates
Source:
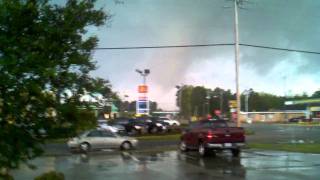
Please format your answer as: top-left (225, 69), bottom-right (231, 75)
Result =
top-left (136, 69), bottom-right (150, 116)
top-left (234, 0), bottom-right (241, 127)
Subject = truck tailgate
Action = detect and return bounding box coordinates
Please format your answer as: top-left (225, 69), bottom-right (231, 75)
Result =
top-left (209, 127), bottom-right (245, 143)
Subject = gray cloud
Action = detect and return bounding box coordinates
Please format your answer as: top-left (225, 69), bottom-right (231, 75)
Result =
top-left (239, 0), bottom-right (320, 75)
top-left (88, 0), bottom-right (320, 108)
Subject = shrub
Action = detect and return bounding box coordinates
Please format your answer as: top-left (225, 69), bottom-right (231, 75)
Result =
top-left (34, 171), bottom-right (65, 180)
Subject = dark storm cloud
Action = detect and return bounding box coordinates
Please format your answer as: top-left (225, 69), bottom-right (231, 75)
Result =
top-left (239, 0), bottom-right (320, 75)
top-left (89, 0), bottom-right (320, 108)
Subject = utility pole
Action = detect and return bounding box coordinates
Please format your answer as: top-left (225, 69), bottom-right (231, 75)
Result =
top-left (234, 0), bottom-right (241, 127)
top-left (220, 90), bottom-right (224, 115)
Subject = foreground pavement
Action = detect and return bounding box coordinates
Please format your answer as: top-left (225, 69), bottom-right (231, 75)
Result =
top-left (13, 150), bottom-right (320, 180)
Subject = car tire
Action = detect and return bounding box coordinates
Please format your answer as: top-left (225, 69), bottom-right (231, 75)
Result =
top-left (231, 148), bottom-right (240, 157)
top-left (80, 142), bottom-right (91, 153)
top-left (150, 127), bottom-right (158, 134)
top-left (131, 129), bottom-right (138, 135)
top-left (198, 143), bottom-right (208, 157)
top-left (121, 141), bottom-right (132, 150)
top-left (179, 141), bottom-right (188, 152)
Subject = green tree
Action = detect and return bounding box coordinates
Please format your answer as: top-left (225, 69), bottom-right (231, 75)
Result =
top-left (149, 101), bottom-right (158, 113)
top-left (177, 85), bottom-right (193, 118)
top-left (208, 88), bottom-right (233, 116)
top-left (312, 90), bottom-right (320, 98)
top-left (0, 0), bottom-right (109, 174)
top-left (191, 86), bottom-right (208, 117)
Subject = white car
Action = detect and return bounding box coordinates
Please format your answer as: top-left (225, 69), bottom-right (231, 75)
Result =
top-left (67, 129), bottom-right (138, 152)
top-left (97, 120), bottom-right (125, 133)
top-left (158, 117), bottom-right (180, 126)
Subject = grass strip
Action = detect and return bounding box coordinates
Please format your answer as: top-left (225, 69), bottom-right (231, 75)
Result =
top-left (45, 138), bottom-right (68, 144)
top-left (248, 143), bottom-right (320, 154)
top-left (136, 134), bottom-right (181, 141)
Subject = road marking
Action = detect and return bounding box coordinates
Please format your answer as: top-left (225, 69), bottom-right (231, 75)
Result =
top-left (122, 152), bottom-right (140, 163)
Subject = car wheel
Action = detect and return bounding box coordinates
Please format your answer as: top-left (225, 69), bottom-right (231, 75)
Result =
top-left (80, 142), bottom-right (91, 153)
top-left (179, 141), bottom-right (188, 152)
top-left (198, 143), bottom-right (208, 157)
top-left (121, 141), bottom-right (132, 150)
top-left (231, 149), bottom-right (240, 157)
top-left (151, 127), bottom-right (158, 134)
top-left (131, 129), bottom-right (138, 135)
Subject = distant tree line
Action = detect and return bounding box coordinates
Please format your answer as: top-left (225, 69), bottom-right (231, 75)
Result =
top-left (176, 85), bottom-right (320, 119)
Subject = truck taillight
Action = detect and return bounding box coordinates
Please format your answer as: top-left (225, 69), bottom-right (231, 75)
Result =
top-left (207, 131), bottom-right (214, 139)
top-left (207, 134), bottom-right (213, 139)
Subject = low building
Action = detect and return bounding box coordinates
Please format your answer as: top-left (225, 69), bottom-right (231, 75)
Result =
top-left (239, 111), bottom-right (305, 123)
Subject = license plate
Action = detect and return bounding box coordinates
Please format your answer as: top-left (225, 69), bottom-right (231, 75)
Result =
top-left (224, 143), bottom-right (232, 147)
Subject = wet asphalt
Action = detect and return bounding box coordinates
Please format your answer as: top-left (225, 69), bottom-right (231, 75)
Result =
top-left (44, 123), bottom-right (320, 156)
top-left (12, 123), bottom-right (320, 179)
top-left (244, 123), bottom-right (320, 143)
top-left (12, 150), bottom-right (320, 180)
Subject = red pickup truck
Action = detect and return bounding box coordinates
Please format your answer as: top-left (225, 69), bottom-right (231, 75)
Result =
top-left (179, 120), bottom-right (245, 157)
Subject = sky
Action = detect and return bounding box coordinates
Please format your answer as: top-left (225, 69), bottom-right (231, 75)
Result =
top-left (83, 0), bottom-right (320, 110)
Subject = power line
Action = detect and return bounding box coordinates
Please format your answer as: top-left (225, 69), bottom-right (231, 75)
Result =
top-left (94, 43), bottom-right (234, 50)
top-left (240, 43), bottom-right (320, 55)
top-left (94, 43), bottom-right (320, 55)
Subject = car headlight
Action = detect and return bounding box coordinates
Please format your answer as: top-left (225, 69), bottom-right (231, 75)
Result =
top-left (156, 123), bottom-right (162, 127)
top-left (134, 125), bottom-right (141, 129)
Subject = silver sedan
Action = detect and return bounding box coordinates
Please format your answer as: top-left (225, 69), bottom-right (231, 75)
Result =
top-left (67, 129), bottom-right (138, 152)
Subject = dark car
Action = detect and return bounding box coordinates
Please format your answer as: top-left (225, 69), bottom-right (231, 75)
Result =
top-left (142, 119), bottom-right (169, 133)
top-left (112, 118), bottom-right (148, 135)
top-left (180, 120), bottom-right (245, 157)
top-left (136, 117), bottom-right (168, 133)
top-left (288, 116), bottom-right (312, 123)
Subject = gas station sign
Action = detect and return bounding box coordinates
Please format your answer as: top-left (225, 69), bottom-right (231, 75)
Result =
top-left (138, 85), bottom-right (148, 93)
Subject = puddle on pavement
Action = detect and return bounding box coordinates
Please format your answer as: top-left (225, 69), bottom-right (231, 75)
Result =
top-left (12, 150), bottom-right (320, 180)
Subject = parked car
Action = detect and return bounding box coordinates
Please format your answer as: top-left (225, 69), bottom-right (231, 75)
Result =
top-left (158, 117), bottom-right (180, 126)
top-left (112, 118), bottom-right (148, 135)
top-left (138, 118), bottom-right (169, 133)
top-left (179, 120), bottom-right (245, 157)
top-left (288, 116), bottom-right (312, 123)
top-left (67, 129), bottom-right (138, 152)
top-left (97, 119), bottom-right (126, 133)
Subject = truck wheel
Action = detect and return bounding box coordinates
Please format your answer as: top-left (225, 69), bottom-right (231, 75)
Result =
top-left (179, 141), bottom-right (188, 152)
top-left (231, 149), bottom-right (240, 157)
top-left (198, 143), bottom-right (208, 157)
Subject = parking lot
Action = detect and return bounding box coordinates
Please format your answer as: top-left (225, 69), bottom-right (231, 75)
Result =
top-left (12, 150), bottom-right (320, 180)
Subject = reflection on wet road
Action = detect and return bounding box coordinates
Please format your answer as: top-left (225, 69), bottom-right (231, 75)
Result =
top-left (12, 149), bottom-right (320, 180)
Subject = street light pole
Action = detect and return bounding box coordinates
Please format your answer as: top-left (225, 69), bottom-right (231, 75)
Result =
top-left (234, 0), bottom-right (241, 127)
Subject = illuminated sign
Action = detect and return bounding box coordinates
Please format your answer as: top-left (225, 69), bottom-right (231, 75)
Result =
top-left (138, 85), bottom-right (148, 93)
top-left (229, 100), bottom-right (237, 108)
top-left (138, 101), bottom-right (148, 109)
